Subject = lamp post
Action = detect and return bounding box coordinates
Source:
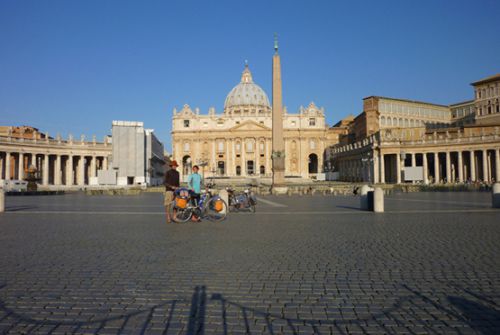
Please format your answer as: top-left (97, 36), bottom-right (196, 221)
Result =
top-left (361, 152), bottom-right (373, 184)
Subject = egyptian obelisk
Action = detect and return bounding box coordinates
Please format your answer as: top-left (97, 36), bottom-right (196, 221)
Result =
top-left (272, 34), bottom-right (286, 190)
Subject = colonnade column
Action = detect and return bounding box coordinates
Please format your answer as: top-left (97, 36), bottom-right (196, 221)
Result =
top-left (396, 153), bottom-right (401, 184)
top-left (78, 156), bottom-right (84, 186)
top-left (103, 156), bottom-right (108, 170)
top-left (434, 152), bottom-right (440, 184)
top-left (90, 156), bottom-right (96, 179)
top-left (445, 151), bottom-right (451, 183)
top-left (470, 151), bottom-right (476, 182)
top-left (457, 151), bottom-right (463, 183)
top-left (5, 152), bottom-right (11, 180)
top-left (43, 154), bottom-right (49, 185)
top-left (423, 153), bottom-right (428, 184)
top-left (18, 153), bottom-right (24, 180)
top-left (482, 150), bottom-right (488, 182)
top-left (373, 152), bottom-right (379, 184)
top-left (411, 153), bottom-right (416, 167)
top-left (66, 155), bottom-right (73, 186)
top-left (55, 155), bottom-right (61, 185)
top-left (496, 149), bottom-right (500, 183)
top-left (0, 154), bottom-right (3, 179)
top-left (380, 153), bottom-right (385, 184)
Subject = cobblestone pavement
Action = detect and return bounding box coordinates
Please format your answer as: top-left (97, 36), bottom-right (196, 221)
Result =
top-left (0, 192), bottom-right (499, 334)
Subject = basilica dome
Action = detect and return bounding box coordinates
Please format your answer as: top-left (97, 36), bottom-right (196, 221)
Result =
top-left (224, 64), bottom-right (271, 111)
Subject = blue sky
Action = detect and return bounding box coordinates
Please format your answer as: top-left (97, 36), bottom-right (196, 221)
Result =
top-left (1, 0), bottom-right (499, 151)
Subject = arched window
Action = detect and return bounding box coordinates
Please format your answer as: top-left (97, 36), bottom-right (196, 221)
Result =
top-left (381, 116), bottom-right (386, 126)
top-left (260, 165), bottom-right (265, 175)
top-left (236, 166), bottom-right (241, 176)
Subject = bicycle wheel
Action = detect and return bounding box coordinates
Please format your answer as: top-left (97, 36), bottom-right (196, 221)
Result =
top-left (205, 197), bottom-right (228, 222)
top-left (169, 202), bottom-right (192, 223)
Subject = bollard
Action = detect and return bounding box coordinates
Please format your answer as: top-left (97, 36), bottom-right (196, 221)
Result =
top-left (360, 185), bottom-right (374, 210)
top-left (492, 183), bottom-right (500, 208)
top-left (367, 191), bottom-right (374, 211)
top-left (374, 187), bottom-right (384, 213)
top-left (0, 188), bottom-right (4, 213)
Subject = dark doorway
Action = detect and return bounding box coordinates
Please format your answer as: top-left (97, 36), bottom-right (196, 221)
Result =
top-left (308, 154), bottom-right (318, 174)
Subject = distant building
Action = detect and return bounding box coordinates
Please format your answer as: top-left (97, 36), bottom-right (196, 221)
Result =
top-left (0, 127), bottom-right (111, 186)
top-left (472, 74), bottom-right (500, 125)
top-left (171, 63), bottom-right (339, 181)
top-left (326, 74), bottom-right (500, 184)
top-left (107, 121), bottom-right (165, 186)
top-left (0, 121), bottom-right (165, 188)
top-left (0, 126), bottom-right (49, 140)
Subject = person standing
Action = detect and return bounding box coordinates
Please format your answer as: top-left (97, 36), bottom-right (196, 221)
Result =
top-left (187, 165), bottom-right (203, 221)
top-left (164, 160), bottom-right (180, 223)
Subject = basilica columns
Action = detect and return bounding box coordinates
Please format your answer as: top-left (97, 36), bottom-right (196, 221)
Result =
top-left (241, 142), bottom-right (246, 175)
top-left (211, 142), bottom-right (216, 173)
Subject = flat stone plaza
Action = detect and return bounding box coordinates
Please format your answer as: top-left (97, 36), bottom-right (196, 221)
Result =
top-left (0, 192), bottom-right (499, 334)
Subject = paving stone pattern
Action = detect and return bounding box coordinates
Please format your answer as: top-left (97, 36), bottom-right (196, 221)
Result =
top-left (0, 192), bottom-right (499, 334)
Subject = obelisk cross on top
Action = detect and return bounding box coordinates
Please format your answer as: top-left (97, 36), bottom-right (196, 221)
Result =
top-left (272, 33), bottom-right (285, 186)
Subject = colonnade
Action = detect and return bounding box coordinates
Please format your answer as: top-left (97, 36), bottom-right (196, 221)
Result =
top-left (0, 151), bottom-right (109, 186)
top-left (376, 148), bottom-right (500, 184)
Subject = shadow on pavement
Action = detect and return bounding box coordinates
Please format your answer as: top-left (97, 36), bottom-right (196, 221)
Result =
top-left (4, 206), bottom-right (37, 212)
top-left (448, 296), bottom-right (500, 335)
top-left (1, 283), bottom-right (499, 334)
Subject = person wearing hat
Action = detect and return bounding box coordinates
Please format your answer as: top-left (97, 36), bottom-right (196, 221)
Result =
top-left (164, 160), bottom-right (180, 223)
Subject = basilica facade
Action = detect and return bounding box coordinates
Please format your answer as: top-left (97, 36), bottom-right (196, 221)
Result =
top-left (171, 64), bottom-right (338, 181)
